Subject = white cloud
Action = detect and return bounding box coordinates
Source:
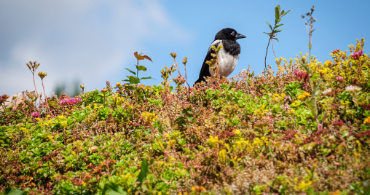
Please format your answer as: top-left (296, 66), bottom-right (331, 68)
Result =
top-left (0, 0), bottom-right (189, 96)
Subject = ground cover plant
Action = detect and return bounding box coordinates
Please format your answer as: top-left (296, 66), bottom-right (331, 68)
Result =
top-left (1, 5), bottom-right (370, 195)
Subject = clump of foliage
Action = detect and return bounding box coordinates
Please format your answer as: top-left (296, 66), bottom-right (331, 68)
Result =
top-left (1, 38), bottom-right (370, 194)
top-left (1, 5), bottom-right (370, 195)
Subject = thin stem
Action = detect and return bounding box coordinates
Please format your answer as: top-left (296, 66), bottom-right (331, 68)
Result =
top-left (271, 38), bottom-right (277, 60)
top-left (136, 60), bottom-right (139, 78)
top-left (41, 79), bottom-right (54, 117)
top-left (32, 73), bottom-right (41, 105)
top-left (184, 63), bottom-right (190, 88)
top-left (264, 39), bottom-right (271, 71)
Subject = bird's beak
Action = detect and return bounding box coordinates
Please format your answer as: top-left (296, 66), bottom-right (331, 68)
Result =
top-left (235, 33), bottom-right (246, 39)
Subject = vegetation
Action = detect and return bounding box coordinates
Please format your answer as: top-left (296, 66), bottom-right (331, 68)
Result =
top-left (1, 5), bottom-right (370, 195)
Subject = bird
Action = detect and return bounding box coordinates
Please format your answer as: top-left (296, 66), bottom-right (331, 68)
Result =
top-left (195, 28), bottom-right (246, 85)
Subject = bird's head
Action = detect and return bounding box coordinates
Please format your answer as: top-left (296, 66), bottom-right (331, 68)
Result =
top-left (215, 28), bottom-right (246, 41)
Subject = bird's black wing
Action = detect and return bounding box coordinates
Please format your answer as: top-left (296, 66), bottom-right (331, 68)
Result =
top-left (194, 40), bottom-right (221, 85)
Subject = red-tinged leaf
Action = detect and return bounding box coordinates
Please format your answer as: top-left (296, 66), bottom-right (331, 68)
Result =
top-left (134, 52), bottom-right (144, 61)
top-left (134, 52), bottom-right (152, 62)
top-left (143, 55), bottom-right (152, 62)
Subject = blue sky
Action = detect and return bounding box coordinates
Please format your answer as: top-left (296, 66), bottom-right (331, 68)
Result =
top-left (0, 0), bottom-right (369, 96)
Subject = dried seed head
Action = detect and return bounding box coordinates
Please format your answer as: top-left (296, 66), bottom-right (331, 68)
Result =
top-left (311, 6), bottom-right (315, 12)
top-left (101, 88), bottom-right (108, 93)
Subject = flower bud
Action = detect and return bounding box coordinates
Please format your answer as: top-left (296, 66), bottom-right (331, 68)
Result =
top-left (101, 88), bottom-right (108, 93)
top-left (80, 84), bottom-right (85, 89)
top-left (182, 57), bottom-right (188, 65)
top-left (170, 52), bottom-right (177, 59)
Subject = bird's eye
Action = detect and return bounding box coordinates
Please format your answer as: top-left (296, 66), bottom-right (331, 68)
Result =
top-left (231, 31), bottom-right (236, 36)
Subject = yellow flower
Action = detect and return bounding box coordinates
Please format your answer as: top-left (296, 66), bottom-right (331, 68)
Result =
top-left (291, 100), bottom-right (301, 107)
top-left (141, 112), bottom-right (158, 124)
top-left (330, 190), bottom-right (341, 195)
top-left (297, 92), bottom-right (311, 100)
top-left (364, 116), bottom-right (370, 124)
top-left (207, 135), bottom-right (223, 148)
top-left (295, 180), bottom-right (312, 191)
top-left (233, 129), bottom-right (241, 135)
top-left (234, 138), bottom-right (249, 151)
top-left (324, 60), bottom-right (332, 67)
top-left (218, 149), bottom-right (227, 163)
top-left (60, 121), bottom-right (67, 128)
top-left (191, 186), bottom-right (206, 192)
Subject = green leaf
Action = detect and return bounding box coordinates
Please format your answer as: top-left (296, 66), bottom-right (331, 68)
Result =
top-left (280, 10), bottom-right (291, 17)
top-left (274, 29), bottom-right (283, 33)
top-left (266, 21), bottom-right (272, 30)
top-left (125, 68), bottom-right (136, 75)
top-left (124, 85), bottom-right (134, 91)
top-left (137, 159), bottom-right (149, 184)
top-left (301, 63), bottom-right (311, 75)
top-left (263, 32), bottom-right (271, 35)
top-left (4, 187), bottom-right (27, 195)
top-left (102, 182), bottom-right (127, 195)
top-left (136, 65), bottom-right (147, 71)
top-left (275, 4), bottom-right (280, 21)
top-left (275, 24), bottom-right (284, 28)
top-left (140, 76), bottom-right (154, 80)
top-left (312, 80), bottom-right (322, 96)
top-left (312, 29), bottom-right (316, 33)
top-left (129, 76), bottom-right (140, 84)
top-left (273, 38), bottom-right (280, 42)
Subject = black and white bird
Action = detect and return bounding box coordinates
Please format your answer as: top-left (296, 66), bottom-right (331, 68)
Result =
top-left (195, 28), bottom-right (246, 84)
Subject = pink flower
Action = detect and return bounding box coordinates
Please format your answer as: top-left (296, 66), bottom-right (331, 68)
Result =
top-left (351, 49), bottom-right (363, 60)
top-left (31, 112), bottom-right (40, 117)
top-left (60, 98), bottom-right (82, 105)
top-left (336, 76), bottom-right (343, 81)
top-left (294, 70), bottom-right (309, 80)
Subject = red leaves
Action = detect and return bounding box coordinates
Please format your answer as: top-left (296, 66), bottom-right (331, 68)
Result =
top-left (134, 52), bottom-right (152, 62)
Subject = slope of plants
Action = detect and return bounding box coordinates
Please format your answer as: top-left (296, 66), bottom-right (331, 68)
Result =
top-left (1, 38), bottom-right (370, 194)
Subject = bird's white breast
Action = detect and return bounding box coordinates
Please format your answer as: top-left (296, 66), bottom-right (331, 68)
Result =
top-left (209, 41), bottom-right (240, 77)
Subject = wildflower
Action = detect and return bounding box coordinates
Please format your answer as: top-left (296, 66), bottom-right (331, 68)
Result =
top-left (38, 71), bottom-right (47, 79)
top-left (296, 180), bottom-right (312, 191)
top-left (336, 76), bottom-right (343, 81)
top-left (294, 70), bottom-right (309, 80)
top-left (141, 112), bottom-right (158, 124)
top-left (351, 49), bottom-right (363, 60)
top-left (364, 116), bottom-right (370, 124)
top-left (191, 186), bottom-right (206, 192)
top-left (207, 135), bottom-right (223, 148)
top-left (298, 92), bottom-right (311, 100)
top-left (101, 88), bottom-right (108, 93)
top-left (322, 88), bottom-right (332, 95)
top-left (60, 98), bottom-right (82, 105)
top-left (116, 82), bottom-right (122, 87)
top-left (345, 85), bottom-right (361, 92)
top-left (330, 190), bottom-right (341, 195)
top-left (233, 129), bottom-right (241, 135)
top-left (324, 60), bottom-right (332, 67)
top-left (218, 149), bottom-right (227, 163)
top-left (31, 112), bottom-right (40, 117)
top-left (291, 100), bottom-right (301, 107)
